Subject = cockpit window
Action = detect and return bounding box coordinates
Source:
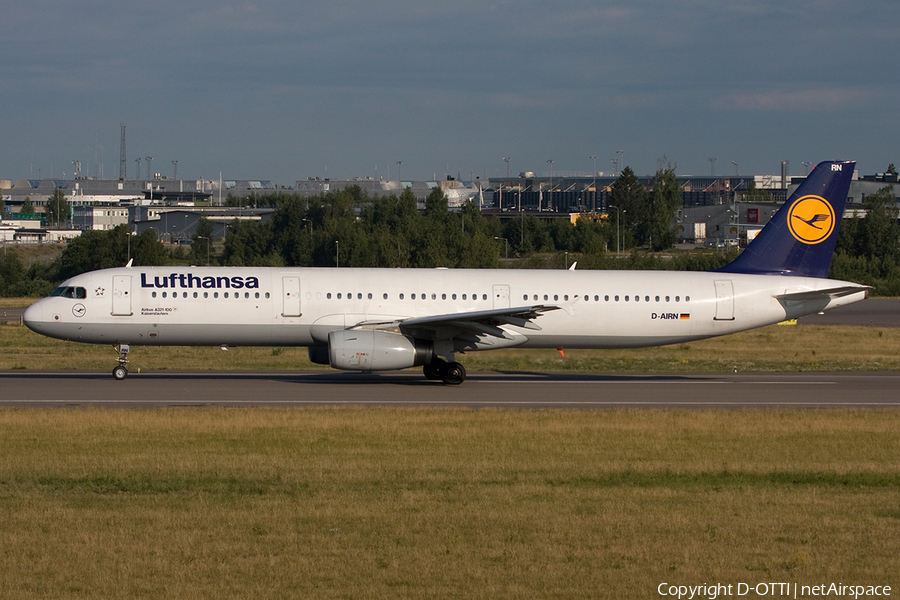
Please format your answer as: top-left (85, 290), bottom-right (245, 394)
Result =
top-left (50, 286), bottom-right (87, 299)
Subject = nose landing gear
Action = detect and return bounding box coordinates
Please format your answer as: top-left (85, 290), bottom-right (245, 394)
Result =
top-left (112, 344), bottom-right (130, 380)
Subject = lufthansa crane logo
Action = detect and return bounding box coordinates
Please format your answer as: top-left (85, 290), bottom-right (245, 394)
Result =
top-left (787, 195), bottom-right (835, 244)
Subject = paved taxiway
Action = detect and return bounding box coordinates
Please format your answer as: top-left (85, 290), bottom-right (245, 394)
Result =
top-left (1, 371), bottom-right (898, 409)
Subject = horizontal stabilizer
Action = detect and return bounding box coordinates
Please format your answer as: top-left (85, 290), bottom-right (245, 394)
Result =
top-left (775, 285), bottom-right (871, 302)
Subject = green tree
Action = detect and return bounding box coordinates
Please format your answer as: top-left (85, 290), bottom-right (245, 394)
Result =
top-left (743, 180), bottom-right (773, 203)
top-left (647, 166), bottom-right (682, 250)
top-left (190, 217), bottom-right (216, 265)
top-left (57, 226), bottom-right (167, 281)
top-left (21, 197), bottom-right (33, 214)
top-left (608, 166), bottom-right (647, 250)
top-left (887, 164), bottom-right (897, 176)
top-left (45, 188), bottom-right (69, 227)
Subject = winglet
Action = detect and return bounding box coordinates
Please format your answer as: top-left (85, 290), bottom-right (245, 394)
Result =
top-left (125, 258), bottom-right (134, 268)
top-left (717, 160), bottom-right (855, 278)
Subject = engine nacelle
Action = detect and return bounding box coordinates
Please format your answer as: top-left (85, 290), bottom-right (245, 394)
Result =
top-left (328, 330), bottom-right (433, 371)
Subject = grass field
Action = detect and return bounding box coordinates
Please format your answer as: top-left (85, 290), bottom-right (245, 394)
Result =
top-left (3, 297), bottom-right (899, 597)
top-left (3, 317), bottom-right (900, 373)
top-left (1, 408), bottom-right (898, 599)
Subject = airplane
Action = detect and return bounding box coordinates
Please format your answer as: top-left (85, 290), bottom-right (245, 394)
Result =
top-left (23, 160), bottom-right (869, 384)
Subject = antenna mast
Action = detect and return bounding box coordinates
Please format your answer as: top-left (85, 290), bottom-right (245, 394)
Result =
top-left (119, 123), bottom-right (127, 181)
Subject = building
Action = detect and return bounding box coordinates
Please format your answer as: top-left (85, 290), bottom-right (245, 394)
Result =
top-left (294, 178), bottom-right (481, 208)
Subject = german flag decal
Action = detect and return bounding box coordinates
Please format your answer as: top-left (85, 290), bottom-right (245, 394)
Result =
top-left (680, 314), bottom-right (690, 320)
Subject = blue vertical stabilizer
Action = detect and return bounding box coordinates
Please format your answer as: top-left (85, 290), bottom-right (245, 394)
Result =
top-left (717, 160), bottom-right (855, 277)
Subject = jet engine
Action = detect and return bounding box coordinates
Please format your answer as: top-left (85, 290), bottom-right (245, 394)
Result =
top-left (327, 330), bottom-right (433, 371)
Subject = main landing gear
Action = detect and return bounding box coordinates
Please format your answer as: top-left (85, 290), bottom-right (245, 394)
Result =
top-left (112, 344), bottom-right (130, 380)
top-left (423, 357), bottom-right (466, 385)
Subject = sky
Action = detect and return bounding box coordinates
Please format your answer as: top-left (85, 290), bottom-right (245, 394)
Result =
top-left (2, 0), bottom-right (898, 186)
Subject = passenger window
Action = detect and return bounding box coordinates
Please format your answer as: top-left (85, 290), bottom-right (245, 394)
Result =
top-left (366, 293), bottom-right (371, 299)
top-left (214, 292), bottom-right (219, 298)
top-left (265, 292), bottom-right (270, 299)
top-left (533, 295), bottom-right (538, 301)
top-left (666, 296), bottom-right (670, 302)
top-left (564, 295), bottom-right (568, 301)
top-left (337, 293), bottom-right (342, 299)
top-left (676, 296), bottom-right (681, 302)
top-left (625, 296), bottom-right (630, 301)
top-left (482, 294), bottom-right (487, 300)
top-left (543, 294), bottom-right (548, 301)
top-left (452, 294), bottom-right (457, 300)
top-left (441, 294), bottom-right (446, 300)
top-left (603, 295), bottom-right (608, 301)
top-left (655, 296), bottom-right (660, 302)
top-left (224, 292), bottom-right (229, 298)
top-left (686, 296), bottom-right (691, 302)
top-left (554, 295), bottom-right (558, 301)
top-left (645, 296), bottom-right (650, 302)
top-left (615, 295), bottom-right (619, 301)
top-left (635, 296), bottom-right (639, 302)
top-left (152, 292), bottom-right (157, 298)
top-left (245, 292), bottom-right (249, 299)
top-left (432, 293), bottom-right (437, 300)
top-left (358, 293), bottom-right (363, 299)
top-left (412, 293), bottom-right (416, 300)
top-left (193, 292), bottom-right (198, 298)
top-left (327, 293), bottom-right (332, 299)
top-left (400, 293), bottom-right (405, 300)
top-left (383, 293), bottom-right (388, 299)
top-left (204, 292), bottom-right (209, 299)
top-left (595, 295), bottom-right (599, 301)
top-left (255, 292), bottom-right (260, 299)
top-left (462, 294), bottom-right (467, 300)
top-left (162, 292), bottom-right (167, 298)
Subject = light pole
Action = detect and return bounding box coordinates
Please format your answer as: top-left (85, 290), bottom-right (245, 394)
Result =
top-left (732, 160), bottom-right (738, 177)
top-left (503, 157), bottom-right (510, 178)
top-left (547, 159), bottom-right (553, 211)
top-left (617, 150), bottom-right (624, 174)
top-left (609, 204), bottom-right (622, 256)
top-left (335, 240), bottom-right (340, 268)
top-left (197, 235), bottom-right (210, 266)
top-left (396, 161), bottom-right (402, 184)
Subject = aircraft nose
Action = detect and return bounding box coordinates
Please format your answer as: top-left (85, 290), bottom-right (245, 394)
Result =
top-left (23, 302), bottom-right (44, 332)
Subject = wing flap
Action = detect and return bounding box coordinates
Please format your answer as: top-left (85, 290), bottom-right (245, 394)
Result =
top-left (350, 305), bottom-right (561, 343)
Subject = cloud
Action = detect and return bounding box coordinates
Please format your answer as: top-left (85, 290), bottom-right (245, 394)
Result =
top-left (712, 87), bottom-right (872, 111)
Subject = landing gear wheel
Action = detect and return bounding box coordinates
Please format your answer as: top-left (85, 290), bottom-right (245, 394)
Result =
top-left (112, 344), bottom-right (130, 380)
top-left (441, 361), bottom-right (466, 386)
top-left (424, 358), bottom-right (447, 381)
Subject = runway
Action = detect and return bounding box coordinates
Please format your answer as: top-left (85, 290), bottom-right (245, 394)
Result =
top-left (1, 370), bottom-right (898, 409)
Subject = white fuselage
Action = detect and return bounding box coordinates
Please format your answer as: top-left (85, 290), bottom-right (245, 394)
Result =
top-left (24, 266), bottom-right (867, 350)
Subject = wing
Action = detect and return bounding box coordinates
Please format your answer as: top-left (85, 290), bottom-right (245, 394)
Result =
top-left (352, 305), bottom-right (561, 348)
